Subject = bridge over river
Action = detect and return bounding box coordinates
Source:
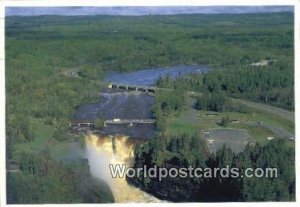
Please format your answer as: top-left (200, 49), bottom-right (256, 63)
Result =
top-left (107, 82), bottom-right (173, 93)
top-left (107, 82), bottom-right (200, 97)
top-left (69, 119), bottom-right (156, 128)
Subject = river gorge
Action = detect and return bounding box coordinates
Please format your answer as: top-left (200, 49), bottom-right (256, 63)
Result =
top-left (76, 65), bottom-right (209, 202)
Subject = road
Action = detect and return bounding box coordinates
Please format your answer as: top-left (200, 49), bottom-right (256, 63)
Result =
top-left (233, 98), bottom-right (294, 122)
top-left (187, 92), bottom-right (294, 123)
top-left (246, 121), bottom-right (294, 139)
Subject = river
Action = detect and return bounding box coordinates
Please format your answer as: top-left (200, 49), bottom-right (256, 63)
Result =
top-left (105, 65), bottom-right (209, 86)
top-left (77, 65), bottom-right (209, 202)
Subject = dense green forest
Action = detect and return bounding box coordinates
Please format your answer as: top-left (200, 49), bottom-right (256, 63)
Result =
top-left (130, 136), bottom-right (295, 201)
top-left (7, 150), bottom-right (114, 203)
top-left (153, 89), bottom-right (186, 131)
top-left (156, 61), bottom-right (294, 110)
top-left (6, 12), bottom-right (294, 203)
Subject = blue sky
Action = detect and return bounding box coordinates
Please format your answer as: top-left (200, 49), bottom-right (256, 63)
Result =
top-left (6, 6), bottom-right (294, 16)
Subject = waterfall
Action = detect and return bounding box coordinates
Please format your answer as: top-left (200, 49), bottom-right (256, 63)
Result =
top-left (85, 134), bottom-right (161, 203)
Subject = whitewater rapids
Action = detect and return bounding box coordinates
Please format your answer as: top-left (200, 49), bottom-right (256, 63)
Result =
top-left (85, 134), bottom-right (161, 203)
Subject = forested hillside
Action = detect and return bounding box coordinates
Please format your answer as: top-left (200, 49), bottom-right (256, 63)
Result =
top-left (6, 12), bottom-right (294, 203)
top-left (130, 136), bottom-right (295, 201)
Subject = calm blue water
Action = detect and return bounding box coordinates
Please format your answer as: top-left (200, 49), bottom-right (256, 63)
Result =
top-left (105, 65), bottom-right (209, 86)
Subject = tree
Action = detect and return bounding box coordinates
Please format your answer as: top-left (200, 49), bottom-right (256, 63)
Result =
top-left (220, 115), bottom-right (230, 127)
top-left (195, 91), bottom-right (228, 112)
top-left (7, 115), bottom-right (34, 144)
top-left (94, 117), bottom-right (105, 130)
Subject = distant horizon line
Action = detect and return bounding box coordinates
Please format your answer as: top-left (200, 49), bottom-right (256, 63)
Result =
top-left (5, 6), bottom-right (294, 17)
top-left (6, 12), bottom-right (294, 18)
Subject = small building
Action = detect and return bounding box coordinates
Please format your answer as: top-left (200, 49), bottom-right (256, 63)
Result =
top-left (231, 120), bottom-right (240, 124)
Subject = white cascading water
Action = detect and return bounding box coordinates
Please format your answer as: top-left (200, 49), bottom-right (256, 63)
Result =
top-left (85, 134), bottom-right (161, 203)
